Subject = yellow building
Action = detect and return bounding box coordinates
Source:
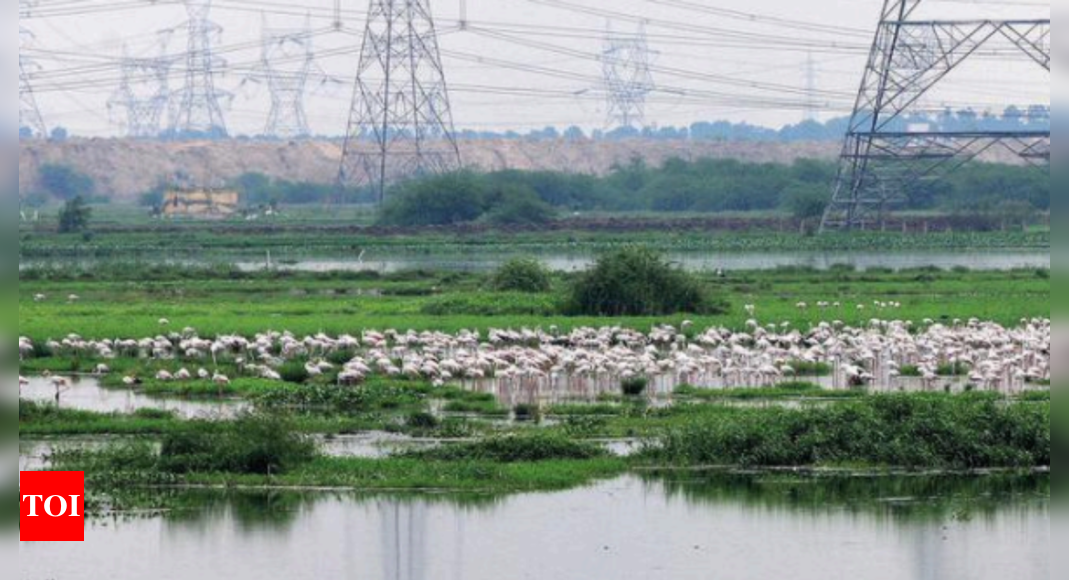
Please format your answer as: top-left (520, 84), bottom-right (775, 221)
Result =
top-left (161, 189), bottom-right (240, 218)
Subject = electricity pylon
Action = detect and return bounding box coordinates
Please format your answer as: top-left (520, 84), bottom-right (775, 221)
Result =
top-left (19, 0), bottom-right (46, 138)
top-left (822, 0), bottom-right (1050, 231)
top-left (108, 42), bottom-right (171, 139)
top-left (602, 22), bottom-right (654, 130)
top-left (171, 0), bottom-right (229, 137)
top-left (338, 0), bottom-right (461, 204)
top-left (250, 15), bottom-right (316, 139)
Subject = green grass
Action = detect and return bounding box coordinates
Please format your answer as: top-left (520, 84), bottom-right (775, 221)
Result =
top-left (19, 399), bottom-right (179, 436)
top-left (17, 267), bottom-right (1049, 342)
top-left (673, 383), bottom-right (864, 401)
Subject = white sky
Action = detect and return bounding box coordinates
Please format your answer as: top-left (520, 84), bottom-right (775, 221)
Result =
top-left (13, 0), bottom-right (1051, 137)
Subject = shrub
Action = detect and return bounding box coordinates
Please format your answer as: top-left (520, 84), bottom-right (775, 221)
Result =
top-left (484, 186), bottom-right (557, 226)
top-left (379, 171), bottom-right (487, 226)
top-left (159, 413), bottom-right (317, 475)
top-left (490, 258), bottom-right (552, 293)
top-left (278, 361), bottom-right (310, 384)
top-left (621, 377), bottom-right (649, 397)
top-left (58, 196), bottom-right (92, 234)
top-left (1036, 269), bottom-right (1049, 279)
top-left (405, 411), bottom-right (440, 431)
top-left (565, 248), bottom-right (725, 316)
top-left (513, 403), bottom-right (541, 422)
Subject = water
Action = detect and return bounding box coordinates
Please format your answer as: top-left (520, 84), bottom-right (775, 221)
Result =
top-left (20, 248), bottom-right (1051, 274)
top-left (20, 376), bottom-right (246, 419)
top-left (18, 474), bottom-right (1049, 580)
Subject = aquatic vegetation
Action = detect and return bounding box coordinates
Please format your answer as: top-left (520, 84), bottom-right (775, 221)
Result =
top-left (406, 433), bottom-right (608, 463)
top-left (158, 414), bottom-right (317, 475)
top-left (648, 394), bottom-right (1049, 469)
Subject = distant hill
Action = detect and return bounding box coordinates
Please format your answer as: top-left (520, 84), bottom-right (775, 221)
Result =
top-left (18, 138), bottom-right (841, 202)
top-left (18, 136), bottom-right (1039, 202)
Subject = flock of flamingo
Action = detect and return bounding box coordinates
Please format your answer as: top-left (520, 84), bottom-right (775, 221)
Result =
top-left (18, 316), bottom-right (1050, 406)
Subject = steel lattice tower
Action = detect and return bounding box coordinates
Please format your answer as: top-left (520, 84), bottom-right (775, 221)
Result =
top-left (338, 0), bottom-right (461, 204)
top-left (172, 0), bottom-right (228, 137)
top-left (258, 16), bottom-right (314, 139)
top-left (108, 44), bottom-right (172, 139)
top-left (19, 1), bottom-right (47, 139)
top-left (822, 0), bottom-right (1050, 231)
top-left (602, 23), bottom-right (654, 130)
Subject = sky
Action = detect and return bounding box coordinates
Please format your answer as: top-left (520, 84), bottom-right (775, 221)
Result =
top-left (12, 0), bottom-right (1051, 138)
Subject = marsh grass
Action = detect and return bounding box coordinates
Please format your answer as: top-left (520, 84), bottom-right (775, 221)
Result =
top-left (158, 414), bottom-right (318, 475)
top-left (405, 433), bottom-right (607, 463)
top-left (19, 399), bottom-right (178, 435)
top-left (648, 394), bottom-right (1049, 469)
top-left (673, 383), bottom-right (861, 401)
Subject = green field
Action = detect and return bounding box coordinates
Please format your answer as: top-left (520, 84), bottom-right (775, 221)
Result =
top-left (18, 265), bottom-right (1050, 342)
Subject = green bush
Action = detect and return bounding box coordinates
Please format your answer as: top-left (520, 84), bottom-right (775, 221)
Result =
top-left (513, 403), bottom-right (541, 422)
top-left (484, 185), bottom-right (557, 226)
top-left (490, 258), bottom-right (552, 293)
top-left (278, 361), bottom-right (311, 385)
top-left (379, 172), bottom-right (487, 226)
top-left (621, 377), bottom-right (649, 397)
top-left (565, 248), bottom-right (725, 316)
top-left (159, 414), bottom-right (317, 475)
top-left (405, 411), bottom-right (440, 431)
top-left (58, 196), bottom-right (92, 234)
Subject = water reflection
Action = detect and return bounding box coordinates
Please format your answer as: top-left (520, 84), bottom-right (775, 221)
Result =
top-left (19, 474), bottom-right (1049, 580)
top-left (19, 376), bottom-right (246, 419)
top-left (20, 248), bottom-right (1051, 275)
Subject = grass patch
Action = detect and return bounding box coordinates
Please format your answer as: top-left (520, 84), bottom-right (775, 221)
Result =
top-left (442, 399), bottom-right (510, 417)
top-left (19, 399), bottom-right (178, 436)
top-left (1018, 390), bottom-right (1049, 402)
top-left (673, 382), bottom-right (862, 400)
top-left (406, 433), bottom-right (607, 463)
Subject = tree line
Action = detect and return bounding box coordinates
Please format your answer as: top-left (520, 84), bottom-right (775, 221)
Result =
top-left (379, 158), bottom-right (1048, 227)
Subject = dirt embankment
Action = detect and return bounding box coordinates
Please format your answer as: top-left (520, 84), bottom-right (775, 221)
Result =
top-left (18, 138), bottom-right (842, 202)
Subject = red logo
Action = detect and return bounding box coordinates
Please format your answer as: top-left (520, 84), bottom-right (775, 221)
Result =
top-left (20, 472), bottom-right (85, 542)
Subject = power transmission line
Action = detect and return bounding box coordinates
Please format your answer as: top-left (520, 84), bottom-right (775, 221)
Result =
top-left (338, 0), bottom-right (461, 204)
top-left (821, 0), bottom-right (1050, 231)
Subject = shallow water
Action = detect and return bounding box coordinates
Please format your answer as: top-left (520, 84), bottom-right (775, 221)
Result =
top-left (20, 376), bottom-right (247, 419)
top-left (18, 474), bottom-right (1048, 580)
top-left (20, 248), bottom-right (1051, 274)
